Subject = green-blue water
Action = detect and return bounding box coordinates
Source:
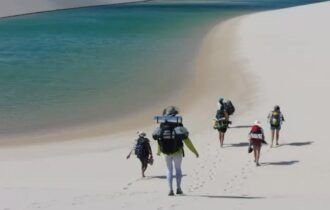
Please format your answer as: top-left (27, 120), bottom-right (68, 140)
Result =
top-left (0, 0), bottom-right (323, 136)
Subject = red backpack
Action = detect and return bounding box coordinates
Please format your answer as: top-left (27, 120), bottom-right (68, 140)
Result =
top-left (250, 125), bottom-right (263, 140)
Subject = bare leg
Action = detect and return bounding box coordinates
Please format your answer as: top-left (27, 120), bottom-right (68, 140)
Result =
top-left (253, 146), bottom-right (257, 162)
top-left (254, 145), bottom-right (261, 166)
top-left (270, 129), bottom-right (275, 147)
top-left (256, 145), bottom-right (261, 166)
top-left (219, 132), bottom-right (225, 147)
top-left (275, 130), bottom-right (280, 145)
top-left (141, 159), bottom-right (148, 178)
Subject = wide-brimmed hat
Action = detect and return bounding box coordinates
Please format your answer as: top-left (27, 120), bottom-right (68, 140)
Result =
top-left (137, 131), bottom-right (146, 137)
top-left (254, 120), bottom-right (262, 127)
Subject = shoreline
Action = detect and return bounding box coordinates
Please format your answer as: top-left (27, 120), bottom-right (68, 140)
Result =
top-left (0, 11), bottom-right (253, 147)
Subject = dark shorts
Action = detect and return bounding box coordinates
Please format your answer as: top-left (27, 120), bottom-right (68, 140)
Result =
top-left (217, 121), bottom-right (229, 133)
top-left (270, 125), bottom-right (281, 130)
top-left (251, 139), bottom-right (262, 147)
top-left (139, 156), bottom-right (149, 166)
top-left (218, 125), bottom-right (228, 133)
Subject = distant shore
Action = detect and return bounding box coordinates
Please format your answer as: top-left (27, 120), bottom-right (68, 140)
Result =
top-left (0, 0), bottom-right (148, 19)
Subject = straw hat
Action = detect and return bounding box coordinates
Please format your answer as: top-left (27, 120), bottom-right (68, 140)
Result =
top-left (137, 131), bottom-right (146, 137)
top-left (254, 120), bottom-right (262, 127)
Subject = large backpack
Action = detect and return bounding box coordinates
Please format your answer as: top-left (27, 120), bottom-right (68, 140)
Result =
top-left (225, 100), bottom-right (235, 115)
top-left (134, 137), bottom-right (149, 159)
top-left (270, 111), bottom-right (281, 126)
top-left (156, 122), bottom-right (184, 155)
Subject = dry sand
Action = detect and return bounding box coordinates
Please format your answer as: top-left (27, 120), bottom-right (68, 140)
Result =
top-left (0, 1), bottom-right (330, 210)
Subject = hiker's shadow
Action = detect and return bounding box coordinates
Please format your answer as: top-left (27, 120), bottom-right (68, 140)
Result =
top-left (147, 175), bottom-right (167, 179)
top-left (226, 142), bottom-right (250, 147)
top-left (261, 160), bottom-right (299, 166)
top-left (147, 174), bottom-right (187, 180)
top-left (187, 194), bottom-right (265, 199)
top-left (279, 141), bottom-right (313, 147)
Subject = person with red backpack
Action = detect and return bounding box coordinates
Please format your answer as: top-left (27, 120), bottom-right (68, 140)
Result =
top-left (127, 131), bottom-right (153, 178)
top-left (249, 121), bottom-right (265, 166)
top-left (267, 105), bottom-right (285, 147)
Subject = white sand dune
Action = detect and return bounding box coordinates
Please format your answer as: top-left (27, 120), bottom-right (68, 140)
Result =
top-left (0, 0), bottom-right (145, 18)
top-left (0, 1), bottom-right (330, 210)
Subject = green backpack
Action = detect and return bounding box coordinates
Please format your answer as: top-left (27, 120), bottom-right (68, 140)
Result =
top-left (270, 111), bottom-right (281, 126)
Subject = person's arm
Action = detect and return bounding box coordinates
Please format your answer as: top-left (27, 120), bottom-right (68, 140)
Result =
top-left (147, 140), bottom-right (153, 159)
top-left (183, 138), bottom-right (199, 158)
top-left (215, 109), bottom-right (220, 120)
top-left (126, 149), bottom-right (133, 159)
top-left (267, 112), bottom-right (271, 122)
top-left (126, 141), bottom-right (136, 159)
top-left (157, 144), bottom-right (161, 156)
top-left (261, 128), bottom-right (268, 144)
top-left (261, 128), bottom-right (266, 140)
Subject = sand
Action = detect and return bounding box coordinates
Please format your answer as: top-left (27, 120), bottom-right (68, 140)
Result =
top-left (0, 1), bottom-right (330, 210)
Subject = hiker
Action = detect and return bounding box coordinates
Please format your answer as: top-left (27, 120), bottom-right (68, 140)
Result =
top-left (248, 120), bottom-right (265, 166)
top-left (214, 98), bottom-right (235, 147)
top-left (127, 131), bottom-right (153, 178)
top-left (267, 105), bottom-right (285, 147)
top-left (153, 106), bottom-right (199, 196)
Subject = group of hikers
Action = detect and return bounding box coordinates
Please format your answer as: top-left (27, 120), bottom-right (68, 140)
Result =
top-left (127, 98), bottom-right (285, 196)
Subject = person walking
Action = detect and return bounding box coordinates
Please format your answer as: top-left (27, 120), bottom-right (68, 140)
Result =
top-left (127, 131), bottom-right (153, 178)
top-left (248, 120), bottom-right (265, 166)
top-left (267, 105), bottom-right (285, 147)
top-left (153, 106), bottom-right (199, 196)
top-left (214, 98), bottom-right (234, 147)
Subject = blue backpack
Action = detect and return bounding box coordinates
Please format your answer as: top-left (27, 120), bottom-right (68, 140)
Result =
top-left (134, 137), bottom-right (149, 158)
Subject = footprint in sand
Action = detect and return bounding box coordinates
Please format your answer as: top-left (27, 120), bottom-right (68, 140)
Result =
top-left (30, 201), bottom-right (53, 209)
top-left (123, 181), bottom-right (134, 190)
top-left (209, 172), bottom-right (215, 179)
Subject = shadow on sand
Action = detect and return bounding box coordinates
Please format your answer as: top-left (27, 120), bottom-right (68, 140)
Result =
top-left (227, 142), bottom-right (250, 147)
top-left (188, 194), bottom-right (265, 199)
top-left (147, 174), bottom-right (187, 180)
top-left (261, 160), bottom-right (299, 166)
top-left (280, 141), bottom-right (313, 147)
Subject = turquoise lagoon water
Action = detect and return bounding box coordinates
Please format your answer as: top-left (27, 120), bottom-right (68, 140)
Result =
top-left (0, 0), bottom-right (322, 136)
